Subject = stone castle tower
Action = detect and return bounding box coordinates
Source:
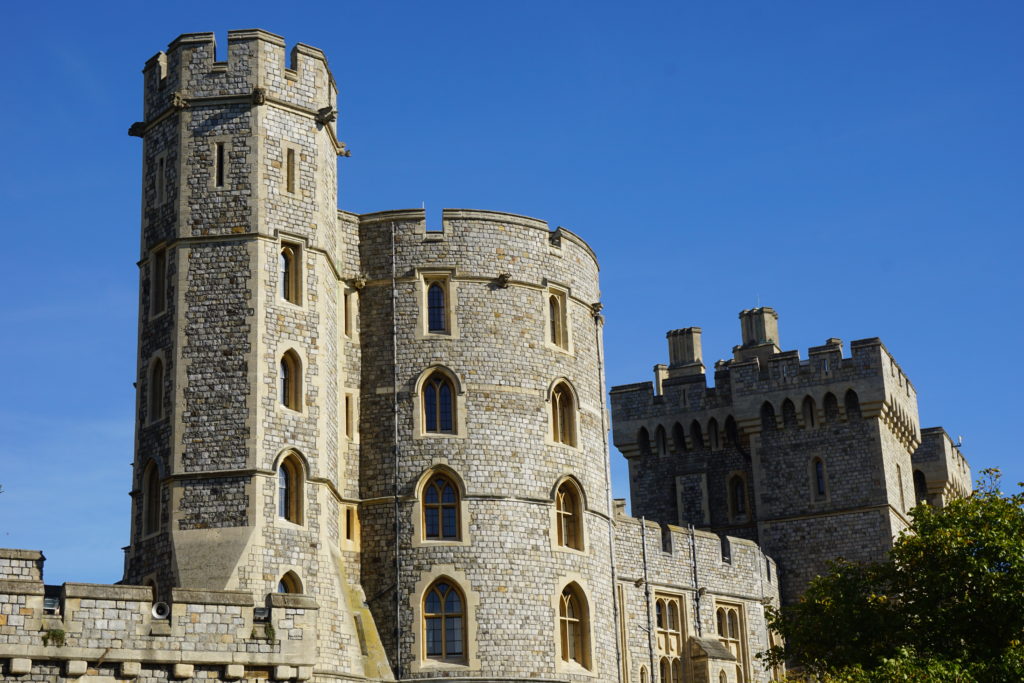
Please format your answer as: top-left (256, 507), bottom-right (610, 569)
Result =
top-left (0, 30), bottom-right (784, 683)
top-left (610, 308), bottom-right (971, 603)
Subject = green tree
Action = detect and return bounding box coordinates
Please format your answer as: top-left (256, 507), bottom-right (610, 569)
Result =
top-left (764, 469), bottom-right (1024, 682)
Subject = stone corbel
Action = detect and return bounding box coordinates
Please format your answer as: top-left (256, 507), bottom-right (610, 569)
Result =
top-left (495, 272), bottom-right (512, 288)
top-left (170, 92), bottom-right (189, 111)
top-left (252, 87), bottom-right (267, 106)
top-left (349, 275), bottom-right (367, 291)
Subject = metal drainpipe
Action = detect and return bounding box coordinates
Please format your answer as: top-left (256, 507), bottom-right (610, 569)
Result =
top-left (689, 524), bottom-right (701, 638)
top-left (593, 307), bottom-right (623, 682)
top-left (390, 220), bottom-right (403, 678)
top-left (640, 516), bottom-right (656, 681)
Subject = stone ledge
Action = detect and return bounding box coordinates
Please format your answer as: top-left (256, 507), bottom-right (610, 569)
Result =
top-left (171, 588), bottom-right (254, 607)
top-left (0, 579), bottom-right (44, 595)
top-left (63, 583), bottom-right (153, 601)
top-left (266, 593), bottom-right (319, 610)
top-left (0, 549), bottom-right (43, 561)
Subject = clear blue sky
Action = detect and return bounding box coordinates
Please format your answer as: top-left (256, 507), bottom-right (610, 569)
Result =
top-left (1, 1), bottom-right (1021, 585)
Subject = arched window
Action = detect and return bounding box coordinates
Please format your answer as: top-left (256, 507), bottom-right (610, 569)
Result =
top-left (427, 282), bottom-right (447, 332)
top-left (655, 425), bottom-right (667, 456)
top-left (142, 461), bottom-right (160, 536)
top-left (672, 660), bottom-right (683, 683)
top-left (559, 583), bottom-right (590, 668)
top-left (556, 480), bottom-right (584, 550)
top-left (690, 420), bottom-right (704, 449)
top-left (719, 672), bottom-right (727, 683)
top-left (423, 372), bottom-right (455, 433)
top-left (660, 658), bottom-right (670, 683)
top-left (278, 571), bottom-right (302, 594)
top-left (423, 474), bottom-right (459, 540)
top-left (637, 427), bottom-right (651, 457)
top-left (914, 470), bottom-right (928, 505)
top-left (782, 399), bottom-right (797, 428)
top-left (708, 418), bottom-right (720, 450)
top-left (760, 402), bottom-right (776, 432)
top-left (716, 604), bottom-right (745, 680)
top-left (729, 475), bottom-right (747, 520)
top-left (278, 454), bottom-right (304, 524)
top-left (824, 393), bottom-right (839, 422)
top-left (812, 458), bottom-right (827, 501)
top-left (672, 423), bottom-right (686, 453)
top-left (845, 389), bottom-right (861, 420)
top-left (640, 666), bottom-right (649, 683)
top-left (724, 416), bottom-right (739, 447)
top-left (279, 243), bottom-right (300, 304)
top-left (549, 293), bottom-right (568, 349)
top-left (424, 579), bottom-right (465, 661)
top-left (279, 351), bottom-right (301, 411)
top-left (802, 396), bottom-right (817, 428)
top-left (149, 358), bottom-right (164, 422)
top-left (551, 382), bottom-right (577, 446)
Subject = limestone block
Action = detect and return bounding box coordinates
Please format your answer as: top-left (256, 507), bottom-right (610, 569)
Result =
top-left (224, 664), bottom-right (244, 679)
top-left (121, 661), bottom-right (142, 678)
top-left (296, 666), bottom-right (313, 680)
top-left (8, 658), bottom-right (31, 675)
top-left (66, 660), bottom-right (88, 677)
top-left (172, 663), bottom-right (194, 679)
top-left (273, 665), bottom-right (296, 680)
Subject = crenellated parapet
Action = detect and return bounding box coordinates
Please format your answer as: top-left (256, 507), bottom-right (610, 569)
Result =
top-left (0, 550), bottom-right (319, 681)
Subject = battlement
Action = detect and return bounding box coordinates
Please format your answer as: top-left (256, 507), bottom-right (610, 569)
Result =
top-left (356, 207), bottom-right (601, 272)
top-left (140, 29), bottom-right (337, 129)
top-left (611, 310), bottom-right (923, 455)
top-left (0, 549), bottom-right (318, 680)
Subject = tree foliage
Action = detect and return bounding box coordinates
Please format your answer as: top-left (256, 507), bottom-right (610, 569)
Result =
top-left (763, 469), bottom-right (1024, 682)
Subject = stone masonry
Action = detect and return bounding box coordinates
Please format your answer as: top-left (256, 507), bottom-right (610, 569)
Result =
top-left (0, 30), bottom-right (782, 683)
top-left (610, 308), bottom-right (972, 605)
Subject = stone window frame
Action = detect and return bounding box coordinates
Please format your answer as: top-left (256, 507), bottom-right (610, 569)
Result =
top-left (280, 142), bottom-right (301, 198)
top-left (412, 365), bottom-right (467, 440)
top-left (654, 592), bottom-right (685, 658)
top-left (146, 351), bottom-right (167, 425)
top-left (207, 135), bottom-right (232, 191)
top-left (546, 378), bottom-right (580, 449)
top-left (342, 285), bottom-right (357, 339)
top-left (148, 244), bottom-right (169, 319)
top-left (274, 449), bottom-right (308, 528)
top-left (415, 268), bottom-right (459, 340)
top-left (549, 475), bottom-right (587, 555)
top-left (544, 283), bottom-right (573, 354)
top-left (553, 575), bottom-right (596, 676)
top-left (410, 566), bottom-right (481, 674)
top-left (726, 471), bottom-right (749, 523)
top-left (714, 601), bottom-right (750, 683)
top-left (809, 456), bottom-right (829, 503)
top-left (344, 391), bottom-right (358, 443)
top-left (277, 348), bottom-right (304, 413)
top-left (278, 570), bottom-right (303, 594)
top-left (140, 459), bottom-right (162, 539)
top-left (153, 151), bottom-right (168, 207)
top-left (412, 465), bottom-right (471, 548)
top-left (340, 503), bottom-right (360, 551)
top-left (277, 239), bottom-right (304, 307)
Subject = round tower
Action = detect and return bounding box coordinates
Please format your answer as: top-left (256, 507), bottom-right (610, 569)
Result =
top-left (126, 30), bottom-right (375, 677)
top-left (356, 209), bottom-right (615, 679)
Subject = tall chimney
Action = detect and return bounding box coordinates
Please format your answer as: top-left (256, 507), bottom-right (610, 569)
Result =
top-left (734, 308), bottom-right (781, 363)
top-left (666, 327), bottom-right (705, 377)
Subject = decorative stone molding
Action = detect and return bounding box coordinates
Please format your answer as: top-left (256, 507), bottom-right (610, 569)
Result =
top-left (170, 92), bottom-right (189, 111)
top-left (315, 105), bottom-right (337, 125)
top-left (495, 272), bottom-right (512, 288)
top-left (252, 87), bottom-right (267, 106)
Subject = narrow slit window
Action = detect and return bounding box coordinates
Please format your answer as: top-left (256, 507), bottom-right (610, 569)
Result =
top-left (151, 248), bottom-right (167, 316)
top-left (279, 351), bottom-right (301, 411)
top-left (149, 358), bottom-right (164, 422)
top-left (427, 282), bottom-right (447, 332)
top-left (345, 394), bottom-right (354, 439)
top-left (214, 142), bottom-right (225, 188)
top-left (345, 507), bottom-right (354, 541)
top-left (278, 455), bottom-right (303, 524)
top-left (286, 148), bottom-right (296, 194)
top-left (156, 156), bottom-right (166, 205)
top-left (279, 243), bottom-right (301, 304)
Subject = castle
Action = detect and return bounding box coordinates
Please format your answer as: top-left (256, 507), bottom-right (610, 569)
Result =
top-left (0, 30), bottom-right (967, 683)
top-left (609, 309), bottom-right (971, 604)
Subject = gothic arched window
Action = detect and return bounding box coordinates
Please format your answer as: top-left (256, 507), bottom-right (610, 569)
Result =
top-left (551, 381), bottom-right (577, 446)
top-left (278, 454), bottom-right (304, 524)
top-left (423, 474), bottom-right (460, 540)
top-left (555, 480), bottom-right (583, 550)
top-left (559, 583), bottom-right (590, 668)
top-left (760, 402), bottom-right (776, 432)
top-left (423, 372), bottom-right (455, 433)
top-left (279, 350), bottom-right (301, 411)
top-left (845, 389), bottom-right (862, 420)
top-left (424, 580), bottom-right (465, 661)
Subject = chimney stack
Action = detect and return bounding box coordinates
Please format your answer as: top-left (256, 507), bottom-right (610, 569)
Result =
top-left (666, 327), bottom-right (705, 378)
top-left (733, 307), bottom-right (782, 363)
